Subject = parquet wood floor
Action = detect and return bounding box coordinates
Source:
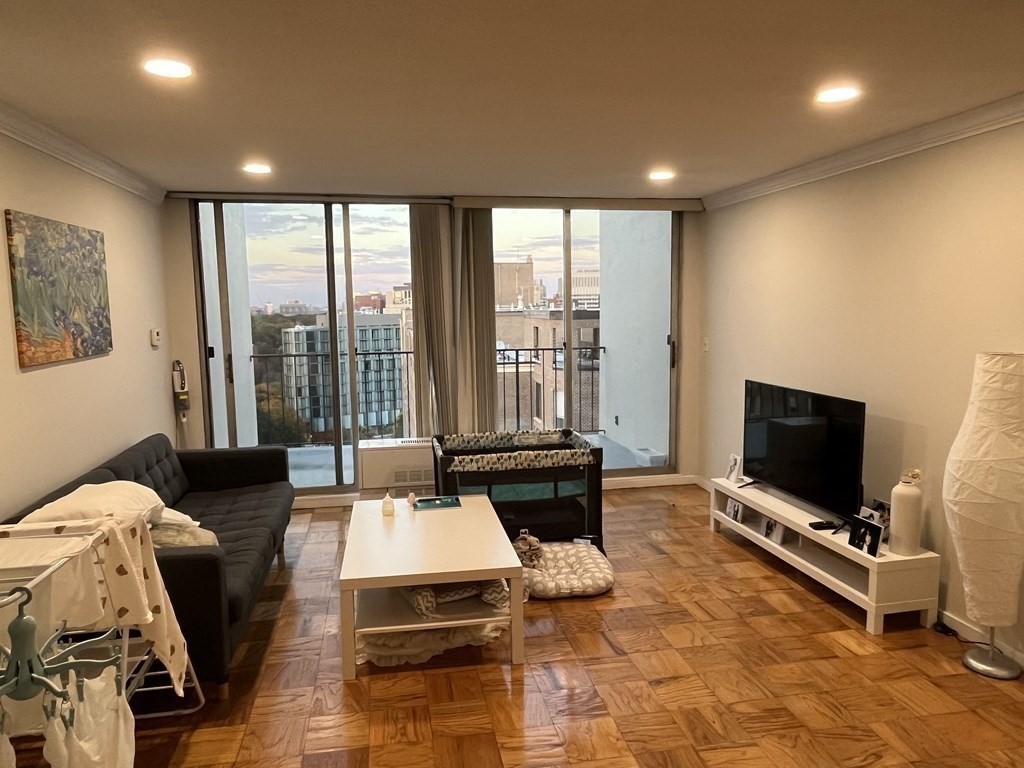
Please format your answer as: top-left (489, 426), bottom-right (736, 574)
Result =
top-left (12, 485), bottom-right (1024, 767)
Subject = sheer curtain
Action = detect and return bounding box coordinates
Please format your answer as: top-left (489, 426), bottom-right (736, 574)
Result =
top-left (410, 205), bottom-right (496, 437)
top-left (453, 208), bottom-right (496, 432)
top-left (410, 204), bottom-right (456, 435)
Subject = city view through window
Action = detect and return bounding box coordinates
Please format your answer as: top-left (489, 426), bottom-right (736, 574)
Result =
top-left (199, 203), bottom-right (673, 487)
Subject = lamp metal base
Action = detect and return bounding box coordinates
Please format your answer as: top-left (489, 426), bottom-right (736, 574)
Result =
top-left (963, 646), bottom-right (1022, 680)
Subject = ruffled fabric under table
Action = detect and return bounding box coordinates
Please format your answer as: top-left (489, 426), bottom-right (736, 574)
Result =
top-left (356, 623), bottom-right (506, 667)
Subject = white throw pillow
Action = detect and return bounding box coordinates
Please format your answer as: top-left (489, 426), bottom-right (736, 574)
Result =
top-left (158, 508), bottom-right (200, 528)
top-left (21, 481), bottom-right (165, 526)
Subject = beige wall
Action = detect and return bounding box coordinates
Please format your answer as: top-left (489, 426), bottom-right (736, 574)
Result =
top-left (697, 122), bottom-right (1024, 653)
top-left (676, 214), bottom-right (705, 479)
top-left (161, 198), bottom-right (206, 446)
top-left (0, 135), bottom-right (173, 517)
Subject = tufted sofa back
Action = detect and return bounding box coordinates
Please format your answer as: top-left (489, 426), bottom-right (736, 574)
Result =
top-left (99, 433), bottom-right (189, 507)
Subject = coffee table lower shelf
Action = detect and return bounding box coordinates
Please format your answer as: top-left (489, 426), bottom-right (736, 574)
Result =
top-left (356, 587), bottom-right (512, 633)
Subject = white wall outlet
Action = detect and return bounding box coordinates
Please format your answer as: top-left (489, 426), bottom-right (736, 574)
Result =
top-left (150, 328), bottom-right (162, 346)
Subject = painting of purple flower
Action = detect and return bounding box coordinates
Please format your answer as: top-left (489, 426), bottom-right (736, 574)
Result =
top-left (4, 210), bottom-right (112, 367)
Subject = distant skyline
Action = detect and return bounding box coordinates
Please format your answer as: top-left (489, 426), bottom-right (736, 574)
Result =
top-left (234, 204), bottom-right (604, 308)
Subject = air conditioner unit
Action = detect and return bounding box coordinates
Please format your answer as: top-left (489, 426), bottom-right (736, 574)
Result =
top-left (358, 438), bottom-right (435, 495)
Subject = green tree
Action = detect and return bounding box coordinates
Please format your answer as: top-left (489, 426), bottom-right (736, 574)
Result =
top-left (254, 381), bottom-right (310, 445)
top-left (257, 407), bottom-right (310, 445)
top-left (250, 312), bottom-right (319, 394)
top-left (250, 313), bottom-right (317, 354)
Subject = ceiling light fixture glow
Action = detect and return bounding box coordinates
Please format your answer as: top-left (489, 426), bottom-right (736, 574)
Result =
top-left (143, 58), bottom-right (192, 79)
top-left (648, 169), bottom-right (675, 181)
top-left (815, 85), bottom-right (861, 104)
top-left (243, 162), bottom-right (272, 175)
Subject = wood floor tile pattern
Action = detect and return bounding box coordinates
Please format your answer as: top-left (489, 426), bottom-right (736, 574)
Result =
top-left (13, 485), bottom-right (1024, 767)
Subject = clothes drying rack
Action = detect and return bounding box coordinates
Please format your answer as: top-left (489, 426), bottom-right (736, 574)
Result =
top-left (0, 529), bottom-right (205, 721)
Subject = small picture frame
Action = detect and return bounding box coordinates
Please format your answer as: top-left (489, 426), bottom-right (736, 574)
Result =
top-left (726, 453), bottom-right (742, 483)
top-left (860, 504), bottom-right (891, 542)
top-left (761, 517), bottom-right (785, 544)
top-left (848, 517), bottom-right (883, 557)
top-left (725, 498), bottom-right (744, 522)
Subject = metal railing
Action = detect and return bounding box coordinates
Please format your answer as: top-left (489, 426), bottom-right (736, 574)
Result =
top-left (249, 344), bottom-right (601, 446)
top-left (250, 349), bottom-right (415, 446)
top-left (496, 346), bottom-right (603, 432)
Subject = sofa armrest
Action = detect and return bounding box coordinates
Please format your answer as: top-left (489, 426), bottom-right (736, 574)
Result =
top-left (176, 446), bottom-right (290, 492)
top-left (155, 545), bottom-right (231, 685)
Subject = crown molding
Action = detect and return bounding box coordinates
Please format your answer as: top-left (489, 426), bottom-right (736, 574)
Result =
top-left (0, 101), bottom-right (166, 204)
top-left (703, 91), bottom-right (1024, 210)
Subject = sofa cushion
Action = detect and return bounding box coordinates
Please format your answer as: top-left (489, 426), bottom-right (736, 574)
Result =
top-left (216, 526), bottom-right (275, 623)
top-left (175, 483), bottom-right (293, 545)
top-left (174, 482), bottom-right (293, 623)
top-left (100, 433), bottom-right (189, 507)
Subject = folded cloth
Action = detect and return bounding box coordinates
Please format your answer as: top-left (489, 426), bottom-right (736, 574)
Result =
top-left (150, 525), bottom-right (218, 548)
top-left (158, 508), bottom-right (200, 528)
top-left (513, 533), bottom-right (543, 569)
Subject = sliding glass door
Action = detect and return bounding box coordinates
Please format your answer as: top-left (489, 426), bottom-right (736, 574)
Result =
top-left (492, 209), bottom-right (565, 431)
top-left (196, 201), bottom-right (414, 489)
top-left (492, 207), bottom-right (676, 471)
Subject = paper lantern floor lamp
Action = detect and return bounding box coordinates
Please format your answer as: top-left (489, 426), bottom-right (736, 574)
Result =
top-left (942, 352), bottom-right (1024, 680)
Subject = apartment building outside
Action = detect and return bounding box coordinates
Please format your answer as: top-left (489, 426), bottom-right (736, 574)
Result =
top-left (281, 313), bottom-right (408, 438)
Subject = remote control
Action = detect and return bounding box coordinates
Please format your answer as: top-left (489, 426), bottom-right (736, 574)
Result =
top-left (809, 520), bottom-right (837, 530)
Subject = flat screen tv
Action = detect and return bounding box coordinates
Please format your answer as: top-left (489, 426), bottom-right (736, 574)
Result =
top-left (742, 380), bottom-right (866, 521)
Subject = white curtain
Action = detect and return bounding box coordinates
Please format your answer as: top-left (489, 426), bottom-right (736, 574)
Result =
top-left (409, 205), bottom-right (497, 437)
top-left (453, 208), bottom-right (496, 433)
top-left (410, 204), bottom-right (456, 436)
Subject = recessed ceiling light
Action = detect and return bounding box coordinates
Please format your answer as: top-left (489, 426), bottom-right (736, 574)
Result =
top-left (243, 162), bottom-right (272, 175)
top-left (648, 169), bottom-right (675, 181)
top-left (815, 85), bottom-right (861, 104)
top-left (143, 58), bottom-right (192, 79)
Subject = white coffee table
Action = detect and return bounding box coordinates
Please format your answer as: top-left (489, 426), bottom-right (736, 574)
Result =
top-left (338, 494), bottom-right (524, 679)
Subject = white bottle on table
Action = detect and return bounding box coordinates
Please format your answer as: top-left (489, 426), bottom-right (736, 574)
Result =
top-left (381, 492), bottom-right (395, 516)
top-left (889, 469), bottom-right (923, 556)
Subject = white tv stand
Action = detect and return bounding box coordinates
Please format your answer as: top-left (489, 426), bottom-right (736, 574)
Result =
top-left (709, 478), bottom-right (939, 634)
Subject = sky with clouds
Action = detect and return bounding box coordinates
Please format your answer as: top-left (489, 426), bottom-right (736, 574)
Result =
top-left (234, 204), bottom-right (605, 309)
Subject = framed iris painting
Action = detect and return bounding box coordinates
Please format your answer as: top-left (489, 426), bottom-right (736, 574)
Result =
top-left (5, 209), bottom-right (112, 368)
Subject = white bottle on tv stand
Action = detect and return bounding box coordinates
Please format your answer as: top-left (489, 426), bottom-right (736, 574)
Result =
top-left (888, 470), bottom-right (923, 556)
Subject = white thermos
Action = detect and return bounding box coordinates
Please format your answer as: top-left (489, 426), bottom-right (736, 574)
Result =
top-left (889, 469), bottom-right (923, 556)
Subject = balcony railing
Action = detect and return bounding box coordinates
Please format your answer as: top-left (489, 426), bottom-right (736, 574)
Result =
top-left (249, 345), bottom-right (601, 447)
top-left (496, 346), bottom-right (604, 433)
top-left (250, 350), bottom-right (415, 446)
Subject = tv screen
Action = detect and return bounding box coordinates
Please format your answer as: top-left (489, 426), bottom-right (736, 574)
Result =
top-left (742, 380), bottom-right (865, 521)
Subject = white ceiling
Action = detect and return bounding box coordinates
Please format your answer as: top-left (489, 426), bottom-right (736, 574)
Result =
top-left (2, 1), bottom-right (1023, 200)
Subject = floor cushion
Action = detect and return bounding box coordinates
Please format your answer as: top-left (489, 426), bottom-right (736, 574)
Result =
top-left (525, 542), bottom-right (615, 598)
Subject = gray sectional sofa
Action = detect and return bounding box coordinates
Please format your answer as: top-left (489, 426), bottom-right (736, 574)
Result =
top-left (5, 433), bottom-right (294, 690)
